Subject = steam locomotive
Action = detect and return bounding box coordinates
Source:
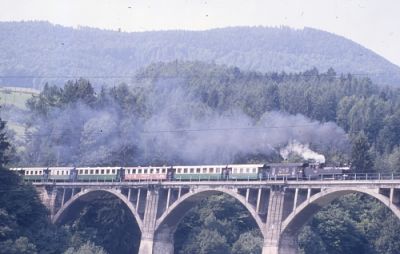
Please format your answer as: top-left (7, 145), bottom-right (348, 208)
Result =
top-left (10, 162), bottom-right (350, 182)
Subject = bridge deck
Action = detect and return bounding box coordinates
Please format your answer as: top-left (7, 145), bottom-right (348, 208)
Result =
top-left (31, 179), bottom-right (400, 188)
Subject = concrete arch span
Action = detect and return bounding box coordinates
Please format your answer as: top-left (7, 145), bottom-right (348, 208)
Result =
top-left (153, 188), bottom-right (265, 253)
top-left (52, 188), bottom-right (144, 231)
top-left (279, 187), bottom-right (400, 253)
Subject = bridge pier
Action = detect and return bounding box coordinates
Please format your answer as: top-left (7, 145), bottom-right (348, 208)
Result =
top-left (138, 188), bottom-right (175, 254)
top-left (262, 188), bottom-right (284, 254)
top-left (138, 188), bottom-right (159, 254)
top-left (36, 186), bottom-right (58, 218)
top-left (262, 188), bottom-right (299, 254)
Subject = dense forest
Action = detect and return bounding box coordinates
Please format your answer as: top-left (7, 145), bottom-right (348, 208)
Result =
top-left (1, 21), bottom-right (400, 88)
top-left (2, 61), bottom-right (400, 253)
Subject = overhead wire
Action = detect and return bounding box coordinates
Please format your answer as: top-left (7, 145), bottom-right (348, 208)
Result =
top-left (0, 72), bottom-right (399, 79)
top-left (6, 123), bottom-right (320, 138)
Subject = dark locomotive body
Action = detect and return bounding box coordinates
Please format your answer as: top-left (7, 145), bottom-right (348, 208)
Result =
top-left (264, 162), bottom-right (350, 180)
top-left (265, 162), bottom-right (307, 179)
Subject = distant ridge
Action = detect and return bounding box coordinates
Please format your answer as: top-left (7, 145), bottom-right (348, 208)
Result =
top-left (0, 21), bottom-right (399, 88)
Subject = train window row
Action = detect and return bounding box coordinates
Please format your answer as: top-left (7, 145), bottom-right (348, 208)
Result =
top-left (175, 167), bottom-right (224, 174)
top-left (22, 168), bottom-right (169, 175)
top-left (231, 168), bottom-right (258, 174)
top-left (22, 166), bottom-right (259, 176)
top-left (78, 169), bottom-right (117, 175)
top-left (126, 168), bottom-right (167, 174)
top-left (26, 170), bottom-right (43, 175)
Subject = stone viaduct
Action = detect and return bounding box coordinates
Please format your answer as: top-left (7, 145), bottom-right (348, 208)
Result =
top-left (33, 180), bottom-right (400, 254)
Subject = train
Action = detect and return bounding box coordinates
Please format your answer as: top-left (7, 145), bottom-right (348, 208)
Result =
top-left (10, 162), bottom-right (350, 182)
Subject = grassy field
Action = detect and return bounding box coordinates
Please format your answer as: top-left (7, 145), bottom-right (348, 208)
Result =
top-left (0, 87), bottom-right (39, 143)
top-left (0, 87), bottom-right (39, 109)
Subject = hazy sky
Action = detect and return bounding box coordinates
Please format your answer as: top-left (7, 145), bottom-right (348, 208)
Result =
top-left (1, 0), bottom-right (399, 66)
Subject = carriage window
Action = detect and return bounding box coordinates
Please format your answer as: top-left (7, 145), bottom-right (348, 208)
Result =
top-left (95, 170), bottom-right (98, 174)
top-left (246, 168), bottom-right (250, 173)
top-left (132, 169), bottom-right (136, 174)
top-left (90, 170), bottom-right (94, 174)
top-left (105, 169), bottom-right (109, 174)
top-left (56, 171), bottom-right (59, 175)
top-left (84, 170), bottom-right (88, 174)
top-left (216, 168), bottom-right (220, 173)
top-left (196, 168), bottom-right (200, 173)
top-left (26, 171), bottom-right (29, 175)
top-left (112, 169), bottom-right (115, 174)
top-left (209, 168), bottom-right (214, 173)
top-left (253, 168), bottom-right (257, 173)
top-left (150, 168), bottom-right (154, 173)
top-left (79, 170), bottom-right (83, 174)
top-left (156, 168), bottom-right (160, 173)
top-left (202, 168), bottom-right (207, 173)
top-left (138, 169), bottom-right (142, 173)
top-left (177, 168), bottom-right (182, 173)
top-left (240, 168), bottom-right (243, 173)
top-left (183, 168), bottom-right (187, 173)
top-left (144, 169), bottom-right (148, 174)
top-left (189, 168), bottom-right (194, 173)
top-left (100, 169), bottom-right (104, 174)
top-left (162, 168), bottom-right (166, 173)
top-left (39, 171), bottom-right (42, 174)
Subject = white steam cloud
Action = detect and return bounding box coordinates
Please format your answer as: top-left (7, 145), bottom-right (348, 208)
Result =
top-left (280, 140), bottom-right (326, 163)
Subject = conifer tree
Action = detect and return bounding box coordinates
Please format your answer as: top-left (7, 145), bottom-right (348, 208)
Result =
top-left (0, 116), bottom-right (10, 168)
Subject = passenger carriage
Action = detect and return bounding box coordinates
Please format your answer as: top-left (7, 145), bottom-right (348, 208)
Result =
top-left (13, 167), bottom-right (47, 181)
top-left (173, 165), bottom-right (228, 180)
top-left (229, 164), bottom-right (265, 180)
top-left (75, 167), bottom-right (120, 181)
top-left (124, 166), bottom-right (169, 181)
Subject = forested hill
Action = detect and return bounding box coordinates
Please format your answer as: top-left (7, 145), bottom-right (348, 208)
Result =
top-left (1, 21), bottom-right (400, 88)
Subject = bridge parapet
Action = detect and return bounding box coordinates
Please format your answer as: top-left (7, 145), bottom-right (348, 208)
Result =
top-left (31, 180), bottom-right (400, 254)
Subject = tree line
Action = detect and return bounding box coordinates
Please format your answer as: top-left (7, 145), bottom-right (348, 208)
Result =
top-left (2, 61), bottom-right (400, 253)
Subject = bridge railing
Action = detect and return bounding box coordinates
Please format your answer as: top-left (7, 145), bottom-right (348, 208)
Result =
top-left (22, 173), bottom-right (400, 184)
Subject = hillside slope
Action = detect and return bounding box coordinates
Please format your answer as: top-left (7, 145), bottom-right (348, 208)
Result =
top-left (0, 21), bottom-right (399, 88)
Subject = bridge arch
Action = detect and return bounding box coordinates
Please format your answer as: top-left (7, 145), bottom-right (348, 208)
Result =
top-left (52, 188), bottom-right (143, 231)
top-left (155, 188), bottom-right (265, 240)
top-left (280, 187), bottom-right (400, 252)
